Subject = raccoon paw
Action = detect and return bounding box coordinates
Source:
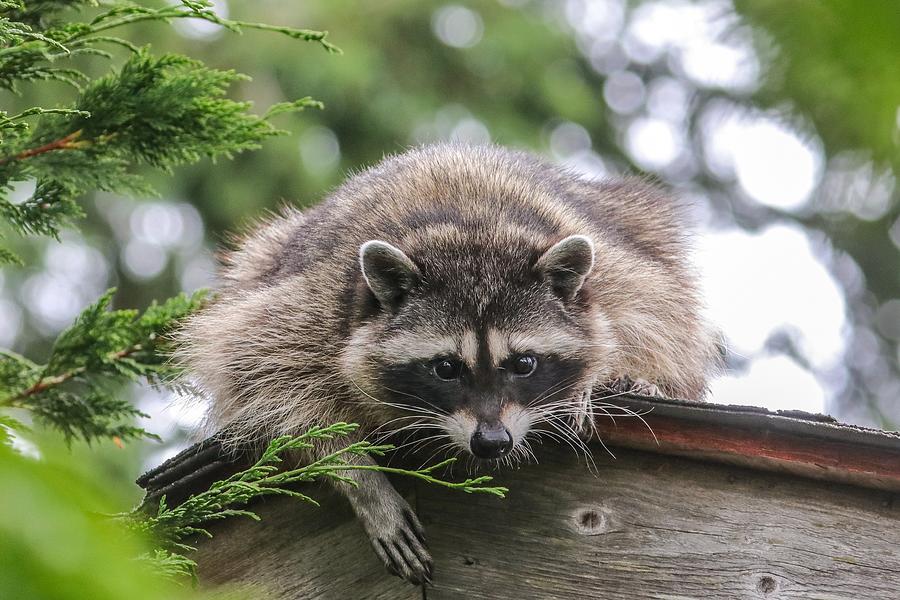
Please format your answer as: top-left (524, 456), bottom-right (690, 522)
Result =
top-left (359, 499), bottom-right (432, 586)
top-left (606, 376), bottom-right (666, 398)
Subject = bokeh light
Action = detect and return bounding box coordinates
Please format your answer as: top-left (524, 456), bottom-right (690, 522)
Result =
top-left (432, 5), bottom-right (484, 49)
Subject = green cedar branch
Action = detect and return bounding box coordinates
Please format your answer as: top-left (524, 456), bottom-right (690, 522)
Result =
top-left (0, 244), bottom-right (23, 265)
top-left (0, 49), bottom-right (321, 240)
top-left (120, 423), bottom-right (507, 580)
top-left (87, 2), bottom-right (341, 54)
top-left (0, 128), bottom-right (85, 164)
top-left (0, 288), bottom-right (208, 444)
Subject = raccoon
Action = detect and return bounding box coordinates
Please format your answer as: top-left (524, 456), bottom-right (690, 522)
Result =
top-left (177, 143), bottom-right (720, 585)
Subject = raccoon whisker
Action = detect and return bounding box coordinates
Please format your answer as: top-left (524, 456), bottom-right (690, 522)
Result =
top-left (506, 448), bottom-right (517, 469)
top-left (531, 413), bottom-right (587, 461)
top-left (403, 432), bottom-right (452, 456)
top-left (373, 423), bottom-right (446, 448)
top-left (594, 401), bottom-right (654, 416)
top-left (527, 373), bottom-right (581, 401)
top-left (465, 454), bottom-right (478, 477)
top-left (593, 402), bottom-right (659, 445)
top-left (380, 385), bottom-right (449, 416)
top-left (352, 398), bottom-right (441, 416)
top-left (509, 450), bottom-right (522, 470)
top-left (531, 398), bottom-right (584, 414)
top-left (346, 379), bottom-right (446, 419)
top-left (529, 402), bottom-right (584, 420)
top-left (368, 413), bottom-right (430, 434)
top-left (369, 414), bottom-right (444, 438)
top-left (592, 388), bottom-right (639, 400)
top-left (590, 433), bottom-right (616, 462)
top-left (350, 397), bottom-right (444, 419)
top-left (590, 403), bottom-right (618, 427)
top-left (525, 376), bottom-right (583, 408)
top-left (418, 440), bottom-right (463, 471)
top-left (512, 438), bottom-right (537, 466)
top-left (526, 427), bottom-right (567, 445)
top-left (520, 437), bottom-right (539, 465)
top-left (534, 405), bottom-right (611, 468)
top-left (529, 384), bottom-right (583, 409)
top-left (538, 412), bottom-right (600, 473)
top-left (389, 422), bottom-right (448, 447)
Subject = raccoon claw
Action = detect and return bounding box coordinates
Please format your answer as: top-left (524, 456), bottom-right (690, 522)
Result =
top-left (362, 504), bottom-right (432, 586)
top-left (607, 376), bottom-right (665, 398)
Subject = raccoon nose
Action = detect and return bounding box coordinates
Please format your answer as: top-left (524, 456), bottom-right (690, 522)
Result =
top-left (470, 422), bottom-right (513, 459)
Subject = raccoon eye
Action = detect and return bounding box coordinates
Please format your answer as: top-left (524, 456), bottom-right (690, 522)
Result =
top-left (511, 354), bottom-right (538, 376)
top-left (432, 358), bottom-right (462, 380)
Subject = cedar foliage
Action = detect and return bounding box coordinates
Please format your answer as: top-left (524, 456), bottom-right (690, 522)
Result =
top-left (0, 4), bottom-right (505, 592)
top-left (121, 423), bottom-right (506, 580)
top-left (0, 0), bottom-right (330, 438)
top-left (0, 0), bottom-right (331, 260)
top-left (0, 289), bottom-right (206, 443)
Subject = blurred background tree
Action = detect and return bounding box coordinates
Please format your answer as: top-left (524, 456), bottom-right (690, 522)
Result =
top-left (1, 0), bottom-right (898, 481)
top-left (0, 2), bottom-right (338, 596)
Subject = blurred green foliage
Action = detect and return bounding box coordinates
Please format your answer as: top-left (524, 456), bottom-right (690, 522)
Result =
top-left (0, 440), bottom-right (188, 600)
top-left (1, 289), bottom-right (206, 444)
top-left (736, 0), bottom-right (900, 172)
top-left (735, 0), bottom-right (900, 307)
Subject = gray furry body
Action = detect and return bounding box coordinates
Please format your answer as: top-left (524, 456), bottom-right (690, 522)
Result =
top-left (178, 144), bottom-right (720, 584)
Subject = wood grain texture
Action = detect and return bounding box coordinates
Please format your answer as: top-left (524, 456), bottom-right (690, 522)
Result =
top-left (192, 480), bottom-right (420, 600)
top-left (193, 444), bottom-right (900, 600)
top-left (421, 445), bottom-right (900, 600)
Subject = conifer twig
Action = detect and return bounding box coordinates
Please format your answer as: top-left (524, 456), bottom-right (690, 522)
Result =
top-left (4, 345), bottom-right (141, 405)
top-left (121, 423), bottom-right (508, 580)
top-left (0, 130), bottom-right (85, 165)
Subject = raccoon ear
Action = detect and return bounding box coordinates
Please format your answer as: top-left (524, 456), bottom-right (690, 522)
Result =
top-left (359, 240), bottom-right (420, 309)
top-left (536, 234), bottom-right (595, 301)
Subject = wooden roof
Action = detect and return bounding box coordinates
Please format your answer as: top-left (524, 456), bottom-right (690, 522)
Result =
top-left (138, 394), bottom-right (900, 500)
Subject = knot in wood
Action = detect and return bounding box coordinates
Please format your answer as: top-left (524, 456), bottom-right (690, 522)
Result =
top-left (756, 575), bottom-right (778, 595)
top-left (572, 506), bottom-right (611, 536)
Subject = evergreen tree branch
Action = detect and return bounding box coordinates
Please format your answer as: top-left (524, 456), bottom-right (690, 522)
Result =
top-left (0, 288), bottom-right (208, 444)
top-left (5, 344), bottom-right (138, 404)
top-left (0, 128), bottom-right (84, 164)
top-left (118, 423), bottom-right (507, 580)
top-left (85, 3), bottom-right (341, 54)
top-left (0, 48), bottom-right (323, 243)
top-left (0, 1), bottom-right (330, 252)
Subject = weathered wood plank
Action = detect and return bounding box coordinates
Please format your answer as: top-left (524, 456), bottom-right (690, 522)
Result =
top-left (192, 481), bottom-right (420, 600)
top-left (421, 445), bottom-right (900, 600)
top-left (192, 443), bottom-right (900, 599)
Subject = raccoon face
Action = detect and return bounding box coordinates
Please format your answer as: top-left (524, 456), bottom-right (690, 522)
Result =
top-left (348, 233), bottom-right (607, 462)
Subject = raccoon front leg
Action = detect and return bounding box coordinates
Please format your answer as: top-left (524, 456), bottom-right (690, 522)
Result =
top-left (339, 457), bottom-right (432, 585)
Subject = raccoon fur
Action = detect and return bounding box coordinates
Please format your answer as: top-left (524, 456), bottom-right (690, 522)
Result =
top-left (177, 143), bottom-right (720, 585)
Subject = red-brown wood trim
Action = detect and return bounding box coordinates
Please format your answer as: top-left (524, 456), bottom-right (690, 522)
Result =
top-left (595, 415), bottom-right (900, 493)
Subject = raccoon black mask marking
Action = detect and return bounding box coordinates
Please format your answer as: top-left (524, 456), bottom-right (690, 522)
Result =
top-left (359, 234), bottom-right (594, 460)
top-left (178, 143), bottom-right (721, 584)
